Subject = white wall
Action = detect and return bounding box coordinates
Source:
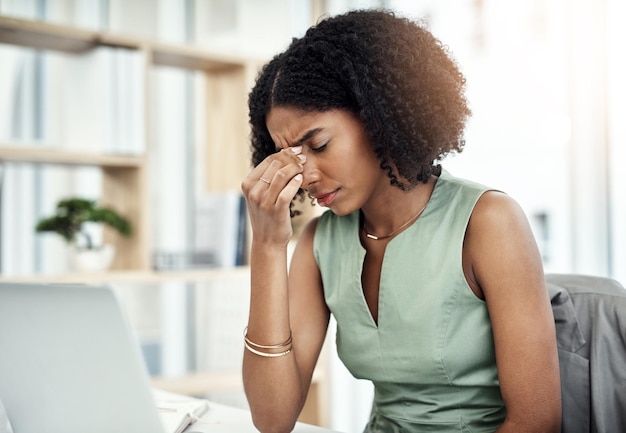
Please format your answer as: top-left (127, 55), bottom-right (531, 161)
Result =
top-left (607, 0), bottom-right (626, 283)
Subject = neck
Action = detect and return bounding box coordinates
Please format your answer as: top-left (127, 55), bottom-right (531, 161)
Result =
top-left (362, 202), bottom-right (427, 240)
top-left (360, 181), bottom-right (434, 240)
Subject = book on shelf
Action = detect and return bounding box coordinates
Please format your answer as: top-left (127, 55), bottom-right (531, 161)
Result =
top-left (194, 190), bottom-right (247, 268)
top-left (53, 46), bottom-right (144, 155)
top-left (152, 191), bottom-right (247, 271)
top-left (113, 47), bottom-right (144, 155)
top-left (153, 388), bottom-right (209, 433)
top-left (0, 45), bottom-right (20, 142)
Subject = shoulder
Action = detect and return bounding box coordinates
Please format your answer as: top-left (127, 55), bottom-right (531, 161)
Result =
top-left (470, 191), bottom-right (530, 237)
top-left (300, 211), bottom-right (358, 266)
top-left (308, 210), bottom-right (357, 239)
top-left (299, 215), bottom-right (321, 245)
top-left (436, 170), bottom-right (493, 207)
top-left (465, 190), bottom-right (534, 259)
top-left (465, 190), bottom-right (543, 295)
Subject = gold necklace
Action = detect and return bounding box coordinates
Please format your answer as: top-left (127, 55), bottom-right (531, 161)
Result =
top-left (362, 204), bottom-right (427, 240)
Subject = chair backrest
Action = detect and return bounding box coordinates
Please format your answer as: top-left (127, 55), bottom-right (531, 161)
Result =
top-left (546, 273), bottom-right (626, 433)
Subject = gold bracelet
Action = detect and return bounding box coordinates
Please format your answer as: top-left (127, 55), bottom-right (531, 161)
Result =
top-left (244, 340), bottom-right (293, 358)
top-left (243, 327), bottom-right (292, 349)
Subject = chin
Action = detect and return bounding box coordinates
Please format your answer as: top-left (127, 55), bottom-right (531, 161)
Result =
top-left (325, 203), bottom-right (356, 217)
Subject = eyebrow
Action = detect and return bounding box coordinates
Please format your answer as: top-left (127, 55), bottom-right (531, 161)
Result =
top-left (293, 128), bottom-right (323, 147)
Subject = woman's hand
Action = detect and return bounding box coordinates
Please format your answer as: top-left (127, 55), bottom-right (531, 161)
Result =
top-left (241, 146), bottom-right (305, 245)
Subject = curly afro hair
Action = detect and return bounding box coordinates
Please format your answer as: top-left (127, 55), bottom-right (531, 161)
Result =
top-left (248, 8), bottom-right (470, 195)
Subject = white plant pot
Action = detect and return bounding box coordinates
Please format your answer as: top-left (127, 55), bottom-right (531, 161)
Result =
top-left (71, 244), bottom-right (115, 272)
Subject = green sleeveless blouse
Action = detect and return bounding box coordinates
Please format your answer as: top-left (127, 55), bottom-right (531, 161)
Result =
top-left (313, 170), bottom-right (506, 432)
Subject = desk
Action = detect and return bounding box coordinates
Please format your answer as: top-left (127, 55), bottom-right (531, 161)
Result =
top-left (184, 401), bottom-right (341, 433)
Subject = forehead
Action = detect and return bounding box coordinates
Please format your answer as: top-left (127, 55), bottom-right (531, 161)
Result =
top-left (266, 107), bottom-right (326, 135)
top-left (266, 107), bottom-right (355, 148)
top-left (266, 108), bottom-right (329, 148)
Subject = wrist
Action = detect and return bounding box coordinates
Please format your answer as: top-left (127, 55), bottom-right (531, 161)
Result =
top-left (251, 238), bottom-right (289, 255)
top-left (250, 241), bottom-right (289, 269)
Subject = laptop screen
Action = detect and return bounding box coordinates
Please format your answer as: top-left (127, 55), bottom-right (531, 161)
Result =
top-left (0, 282), bottom-right (166, 433)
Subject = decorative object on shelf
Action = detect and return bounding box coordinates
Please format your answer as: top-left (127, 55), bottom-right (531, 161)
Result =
top-left (35, 197), bottom-right (132, 272)
top-left (69, 244), bottom-right (116, 273)
top-left (152, 251), bottom-right (218, 271)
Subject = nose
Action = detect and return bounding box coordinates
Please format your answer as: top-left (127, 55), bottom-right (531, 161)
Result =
top-left (300, 157), bottom-right (320, 190)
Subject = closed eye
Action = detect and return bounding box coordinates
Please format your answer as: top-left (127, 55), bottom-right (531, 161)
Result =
top-left (311, 142), bottom-right (329, 153)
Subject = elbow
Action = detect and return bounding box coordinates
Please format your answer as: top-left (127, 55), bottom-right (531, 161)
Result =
top-left (251, 412), bottom-right (297, 433)
top-left (244, 388), bottom-right (302, 433)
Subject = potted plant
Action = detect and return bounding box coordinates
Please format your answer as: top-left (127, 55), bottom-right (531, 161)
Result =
top-left (35, 197), bottom-right (132, 272)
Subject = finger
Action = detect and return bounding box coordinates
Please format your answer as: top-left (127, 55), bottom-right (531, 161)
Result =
top-left (276, 174), bottom-right (304, 207)
top-left (242, 150), bottom-right (283, 191)
top-left (257, 148), bottom-right (304, 188)
top-left (272, 146), bottom-right (305, 169)
top-left (243, 147), bottom-right (304, 196)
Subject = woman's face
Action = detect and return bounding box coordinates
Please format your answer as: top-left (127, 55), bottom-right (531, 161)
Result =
top-left (266, 107), bottom-right (386, 216)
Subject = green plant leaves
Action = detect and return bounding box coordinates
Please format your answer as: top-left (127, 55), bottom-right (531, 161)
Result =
top-left (35, 197), bottom-right (132, 248)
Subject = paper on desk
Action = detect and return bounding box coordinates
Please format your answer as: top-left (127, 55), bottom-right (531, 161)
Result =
top-left (153, 388), bottom-right (210, 433)
top-left (0, 398), bottom-right (15, 433)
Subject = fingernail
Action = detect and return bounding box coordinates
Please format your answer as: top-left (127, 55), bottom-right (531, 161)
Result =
top-left (294, 174), bottom-right (303, 181)
top-left (290, 146), bottom-right (303, 154)
top-left (297, 154), bottom-right (306, 162)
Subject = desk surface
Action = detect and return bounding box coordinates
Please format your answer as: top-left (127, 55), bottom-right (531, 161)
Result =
top-left (184, 401), bottom-right (341, 433)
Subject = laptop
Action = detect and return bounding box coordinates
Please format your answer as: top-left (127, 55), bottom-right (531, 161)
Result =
top-left (0, 282), bottom-right (167, 433)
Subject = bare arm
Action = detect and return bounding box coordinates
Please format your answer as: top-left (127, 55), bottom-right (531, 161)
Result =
top-left (465, 191), bottom-right (561, 433)
top-left (241, 148), bottom-right (329, 433)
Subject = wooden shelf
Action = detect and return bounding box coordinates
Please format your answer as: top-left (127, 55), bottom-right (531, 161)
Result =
top-left (151, 40), bottom-right (251, 71)
top-left (150, 365), bottom-right (326, 396)
top-left (151, 370), bottom-right (243, 396)
top-left (0, 15), bottom-right (97, 52)
top-left (0, 144), bottom-right (145, 167)
top-left (0, 266), bottom-right (250, 284)
top-left (0, 15), bottom-right (257, 72)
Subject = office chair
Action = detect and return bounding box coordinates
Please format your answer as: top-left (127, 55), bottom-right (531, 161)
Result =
top-left (546, 273), bottom-right (626, 433)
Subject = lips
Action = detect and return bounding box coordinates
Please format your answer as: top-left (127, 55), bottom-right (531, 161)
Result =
top-left (314, 190), bottom-right (338, 207)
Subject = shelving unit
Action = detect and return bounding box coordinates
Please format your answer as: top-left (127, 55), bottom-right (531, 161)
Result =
top-left (0, 15), bottom-right (258, 274)
top-left (0, 15), bottom-right (329, 428)
top-left (0, 265), bottom-right (251, 284)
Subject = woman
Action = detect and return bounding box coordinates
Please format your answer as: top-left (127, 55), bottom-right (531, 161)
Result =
top-left (241, 9), bottom-right (561, 433)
